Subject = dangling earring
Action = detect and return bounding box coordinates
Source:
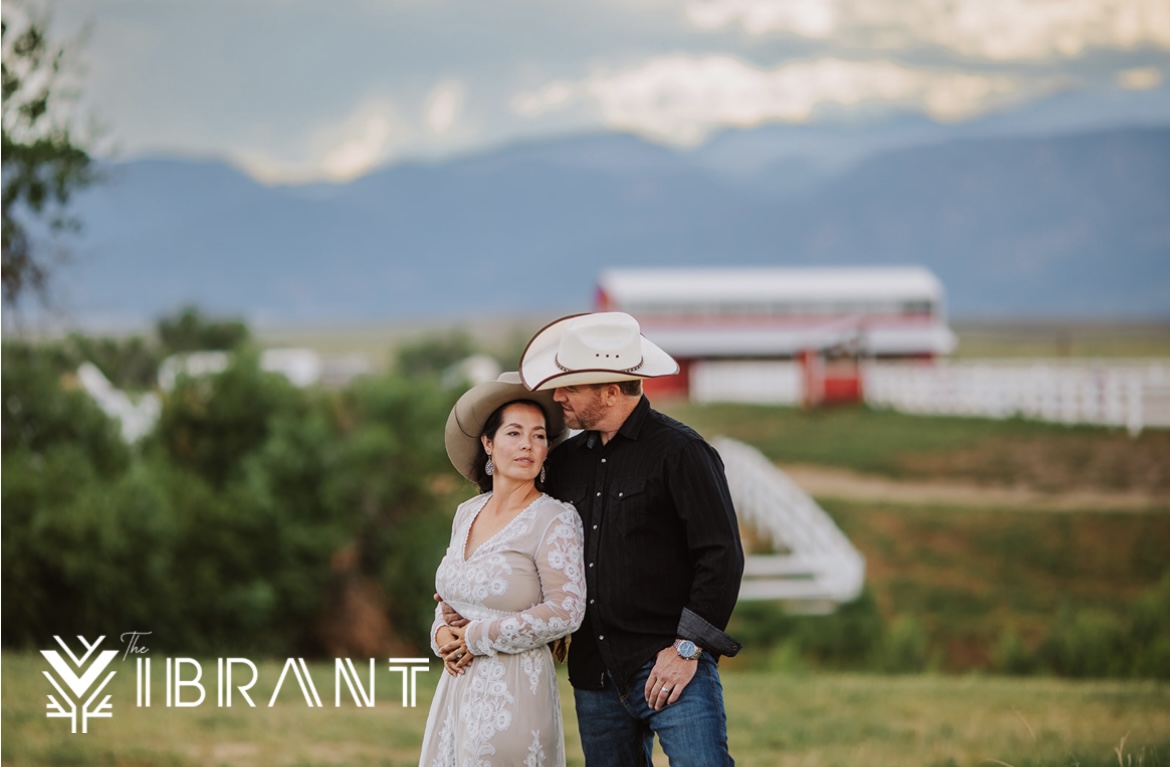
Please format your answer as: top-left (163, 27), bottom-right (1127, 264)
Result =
top-left (539, 465), bottom-right (547, 484)
top-left (485, 456), bottom-right (494, 476)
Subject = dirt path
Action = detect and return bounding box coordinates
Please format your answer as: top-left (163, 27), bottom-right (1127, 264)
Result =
top-left (780, 463), bottom-right (1170, 511)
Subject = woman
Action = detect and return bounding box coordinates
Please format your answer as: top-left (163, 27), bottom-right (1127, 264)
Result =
top-left (419, 372), bottom-right (585, 767)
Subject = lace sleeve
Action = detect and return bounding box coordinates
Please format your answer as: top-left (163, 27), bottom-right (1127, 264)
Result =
top-left (429, 603), bottom-right (446, 657)
top-left (430, 496), bottom-right (477, 657)
top-left (463, 503), bottom-right (585, 656)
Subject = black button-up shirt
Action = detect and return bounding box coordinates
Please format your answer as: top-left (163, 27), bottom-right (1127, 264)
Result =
top-left (545, 396), bottom-right (744, 692)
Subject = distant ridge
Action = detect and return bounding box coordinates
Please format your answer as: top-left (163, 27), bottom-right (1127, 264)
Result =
top-left (45, 122), bottom-right (1170, 330)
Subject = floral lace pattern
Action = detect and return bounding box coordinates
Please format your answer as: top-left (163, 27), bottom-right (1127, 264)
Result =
top-left (419, 493), bottom-right (585, 767)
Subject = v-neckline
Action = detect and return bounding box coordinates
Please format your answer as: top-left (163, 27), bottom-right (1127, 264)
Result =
top-left (461, 492), bottom-right (544, 562)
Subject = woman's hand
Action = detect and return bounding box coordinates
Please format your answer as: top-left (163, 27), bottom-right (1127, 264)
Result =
top-left (438, 625), bottom-right (473, 676)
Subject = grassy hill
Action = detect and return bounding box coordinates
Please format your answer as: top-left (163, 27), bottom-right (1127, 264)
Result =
top-left (660, 402), bottom-right (1170, 675)
top-left (950, 319), bottom-right (1170, 359)
top-left (662, 402), bottom-right (1170, 493)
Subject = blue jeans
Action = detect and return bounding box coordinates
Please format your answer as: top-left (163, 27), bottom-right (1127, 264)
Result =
top-left (573, 654), bottom-right (734, 767)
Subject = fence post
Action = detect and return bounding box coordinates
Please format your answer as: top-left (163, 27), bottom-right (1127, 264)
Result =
top-left (1126, 376), bottom-right (1143, 438)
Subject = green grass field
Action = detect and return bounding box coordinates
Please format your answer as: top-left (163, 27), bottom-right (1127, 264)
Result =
top-left (662, 401), bottom-right (1170, 493)
top-left (3, 653), bottom-right (1167, 767)
top-left (949, 321), bottom-right (1170, 360)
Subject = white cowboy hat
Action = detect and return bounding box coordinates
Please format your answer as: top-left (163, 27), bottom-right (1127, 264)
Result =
top-left (444, 372), bottom-right (567, 481)
top-left (519, 312), bottom-right (680, 391)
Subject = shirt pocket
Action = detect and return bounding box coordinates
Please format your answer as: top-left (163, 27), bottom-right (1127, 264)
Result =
top-left (557, 483), bottom-right (589, 522)
top-left (558, 484), bottom-right (587, 506)
top-left (612, 477), bottom-right (652, 534)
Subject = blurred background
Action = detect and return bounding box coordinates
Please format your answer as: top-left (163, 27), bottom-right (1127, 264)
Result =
top-left (3, 0), bottom-right (1169, 764)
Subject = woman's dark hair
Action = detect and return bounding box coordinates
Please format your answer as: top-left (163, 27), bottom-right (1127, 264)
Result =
top-left (469, 399), bottom-right (551, 494)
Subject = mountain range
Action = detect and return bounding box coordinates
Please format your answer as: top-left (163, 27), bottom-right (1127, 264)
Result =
top-left (39, 113), bottom-right (1170, 330)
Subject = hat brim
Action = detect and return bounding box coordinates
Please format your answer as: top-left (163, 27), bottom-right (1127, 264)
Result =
top-left (519, 313), bottom-right (680, 392)
top-left (444, 373), bottom-right (567, 481)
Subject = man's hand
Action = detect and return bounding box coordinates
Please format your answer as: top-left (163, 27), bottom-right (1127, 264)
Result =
top-left (434, 593), bottom-right (469, 628)
top-left (643, 644), bottom-right (700, 710)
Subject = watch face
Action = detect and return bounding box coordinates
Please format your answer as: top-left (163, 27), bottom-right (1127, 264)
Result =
top-left (676, 640), bottom-right (697, 658)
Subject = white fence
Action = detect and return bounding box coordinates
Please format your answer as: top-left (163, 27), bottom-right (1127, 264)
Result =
top-left (691, 358), bottom-right (1170, 435)
top-left (713, 437), bottom-right (866, 610)
top-left (863, 359), bottom-right (1170, 435)
top-left (77, 363), bottom-right (161, 443)
top-left (78, 349), bottom-right (374, 444)
top-left (692, 360), bottom-right (802, 404)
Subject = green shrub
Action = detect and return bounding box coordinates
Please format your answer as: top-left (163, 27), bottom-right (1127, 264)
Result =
top-left (725, 589), bottom-right (885, 671)
top-left (0, 447), bottom-right (178, 647)
top-left (874, 614), bottom-right (930, 673)
top-left (1040, 606), bottom-right (1129, 677)
top-left (791, 589), bottom-right (885, 669)
top-left (1129, 573), bottom-right (1170, 678)
top-left (156, 305), bottom-right (250, 354)
top-left (153, 351), bottom-right (299, 489)
top-left (2, 335), bottom-right (462, 657)
top-left (325, 375), bottom-right (459, 648)
top-left (392, 330), bottom-right (476, 379)
top-left (1, 342), bottom-right (129, 475)
top-left (991, 629), bottom-right (1036, 675)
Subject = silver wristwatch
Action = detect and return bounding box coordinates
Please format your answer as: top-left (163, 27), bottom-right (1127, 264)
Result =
top-left (673, 638), bottom-right (703, 660)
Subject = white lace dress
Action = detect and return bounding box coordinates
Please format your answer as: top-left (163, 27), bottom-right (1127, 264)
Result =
top-left (419, 493), bottom-right (586, 767)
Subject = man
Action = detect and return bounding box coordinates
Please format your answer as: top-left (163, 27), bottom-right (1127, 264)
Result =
top-left (518, 311), bottom-right (744, 766)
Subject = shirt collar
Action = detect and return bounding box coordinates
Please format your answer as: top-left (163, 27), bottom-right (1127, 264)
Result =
top-left (586, 395), bottom-right (649, 449)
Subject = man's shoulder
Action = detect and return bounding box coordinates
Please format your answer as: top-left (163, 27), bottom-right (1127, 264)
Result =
top-left (546, 430), bottom-right (589, 471)
top-left (644, 406), bottom-right (706, 446)
top-left (552, 429), bottom-right (591, 455)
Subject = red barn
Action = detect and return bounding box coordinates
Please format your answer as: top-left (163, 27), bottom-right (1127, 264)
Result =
top-left (595, 266), bottom-right (957, 402)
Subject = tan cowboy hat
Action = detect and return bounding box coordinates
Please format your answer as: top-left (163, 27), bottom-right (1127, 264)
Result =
top-left (444, 372), bottom-right (567, 481)
top-left (519, 312), bottom-right (680, 391)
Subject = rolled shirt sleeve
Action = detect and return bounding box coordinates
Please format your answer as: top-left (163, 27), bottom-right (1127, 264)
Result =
top-left (668, 440), bottom-right (744, 656)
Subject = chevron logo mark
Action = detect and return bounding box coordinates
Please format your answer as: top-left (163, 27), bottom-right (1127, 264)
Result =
top-left (41, 635), bottom-right (120, 733)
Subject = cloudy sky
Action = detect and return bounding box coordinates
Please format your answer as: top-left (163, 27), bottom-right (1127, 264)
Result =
top-left (32, 0), bottom-right (1170, 183)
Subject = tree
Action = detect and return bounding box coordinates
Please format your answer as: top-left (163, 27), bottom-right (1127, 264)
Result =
top-left (156, 305), bottom-right (251, 354)
top-left (2, 7), bottom-right (98, 308)
top-left (393, 330), bottom-right (477, 379)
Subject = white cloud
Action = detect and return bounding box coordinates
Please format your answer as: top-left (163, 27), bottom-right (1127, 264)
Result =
top-left (515, 56), bottom-right (1024, 146)
top-left (50, 0), bottom-right (1169, 182)
top-left (315, 100), bottom-right (412, 181)
top-left (688, 0), bottom-right (835, 38)
top-left (513, 82), bottom-right (577, 118)
top-left (1117, 66), bottom-right (1164, 89)
top-left (235, 99), bottom-right (412, 183)
top-left (687, 0), bottom-right (1170, 60)
top-left (425, 78), bottom-right (466, 135)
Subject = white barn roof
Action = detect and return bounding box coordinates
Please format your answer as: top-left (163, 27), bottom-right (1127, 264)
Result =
top-left (599, 266), bottom-right (945, 305)
top-left (597, 266), bottom-right (955, 357)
